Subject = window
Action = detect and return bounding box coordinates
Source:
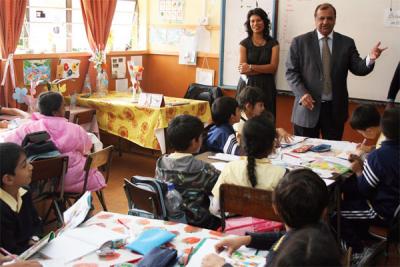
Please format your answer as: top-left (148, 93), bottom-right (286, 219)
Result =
top-left (16, 0), bottom-right (139, 54)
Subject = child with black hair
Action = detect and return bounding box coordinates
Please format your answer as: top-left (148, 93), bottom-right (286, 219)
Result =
top-left (203, 169), bottom-right (330, 267)
top-left (350, 104), bottom-right (383, 154)
top-left (5, 91), bottom-right (105, 193)
top-left (271, 224), bottom-right (342, 267)
top-left (235, 86), bottom-right (292, 144)
top-left (210, 114), bottom-right (286, 214)
top-left (205, 96), bottom-right (241, 155)
top-left (339, 107), bottom-right (400, 261)
top-left (0, 143), bottom-right (42, 254)
top-left (156, 115), bottom-right (221, 230)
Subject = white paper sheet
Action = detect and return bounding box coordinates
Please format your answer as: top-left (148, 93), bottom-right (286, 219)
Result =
top-left (115, 78), bottom-right (129, 92)
top-left (211, 162), bottom-right (226, 171)
top-left (208, 153), bottom-right (240, 162)
top-left (187, 238), bottom-right (265, 267)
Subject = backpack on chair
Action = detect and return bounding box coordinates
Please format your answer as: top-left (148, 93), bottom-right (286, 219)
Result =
top-left (22, 131), bottom-right (60, 161)
top-left (184, 83), bottom-right (223, 106)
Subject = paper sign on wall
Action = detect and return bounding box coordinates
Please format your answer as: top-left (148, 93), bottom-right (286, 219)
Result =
top-left (195, 68), bottom-right (214, 86)
top-left (111, 57), bottom-right (126, 79)
top-left (178, 33), bottom-right (197, 65)
top-left (138, 93), bottom-right (165, 108)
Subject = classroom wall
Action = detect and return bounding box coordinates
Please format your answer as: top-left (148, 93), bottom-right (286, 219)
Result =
top-left (5, 0), bottom-right (384, 144)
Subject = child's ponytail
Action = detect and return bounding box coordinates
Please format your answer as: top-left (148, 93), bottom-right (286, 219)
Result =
top-left (243, 113), bottom-right (276, 188)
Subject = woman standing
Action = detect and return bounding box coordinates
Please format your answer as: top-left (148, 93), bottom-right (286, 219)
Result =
top-left (237, 8), bottom-right (279, 117)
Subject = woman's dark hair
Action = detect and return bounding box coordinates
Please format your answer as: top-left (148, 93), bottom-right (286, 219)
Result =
top-left (237, 86), bottom-right (265, 109)
top-left (244, 8), bottom-right (271, 39)
top-left (242, 114), bottom-right (276, 187)
top-left (272, 223), bottom-right (342, 267)
top-left (273, 169), bottom-right (329, 228)
top-left (211, 96), bottom-right (238, 125)
top-left (38, 91), bottom-right (63, 116)
top-left (0, 143), bottom-right (25, 186)
top-left (350, 104), bottom-right (381, 130)
top-left (381, 107), bottom-right (400, 141)
top-left (167, 115), bottom-right (204, 151)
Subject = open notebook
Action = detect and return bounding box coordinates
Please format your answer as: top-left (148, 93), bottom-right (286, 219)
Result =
top-left (40, 224), bottom-right (129, 263)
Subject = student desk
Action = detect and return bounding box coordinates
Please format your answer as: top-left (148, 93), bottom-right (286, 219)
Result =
top-left (42, 211), bottom-right (258, 266)
top-left (66, 92), bottom-right (211, 153)
top-left (197, 137), bottom-right (357, 241)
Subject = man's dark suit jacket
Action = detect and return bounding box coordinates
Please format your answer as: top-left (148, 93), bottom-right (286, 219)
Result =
top-left (286, 30), bottom-right (374, 128)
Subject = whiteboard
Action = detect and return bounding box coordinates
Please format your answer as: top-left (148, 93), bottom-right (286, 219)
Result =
top-left (219, 0), bottom-right (277, 88)
top-left (276, 0), bottom-right (400, 102)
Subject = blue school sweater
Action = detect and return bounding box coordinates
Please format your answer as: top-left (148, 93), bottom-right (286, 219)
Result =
top-left (206, 123), bottom-right (240, 155)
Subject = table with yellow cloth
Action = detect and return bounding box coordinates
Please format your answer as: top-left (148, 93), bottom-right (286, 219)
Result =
top-left (68, 92), bottom-right (211, 153)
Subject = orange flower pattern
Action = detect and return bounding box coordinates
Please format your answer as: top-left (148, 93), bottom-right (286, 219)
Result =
top-left (70, 93), bottom-right (211, 150)
top-left (77, 211), bottom-right (231, 266)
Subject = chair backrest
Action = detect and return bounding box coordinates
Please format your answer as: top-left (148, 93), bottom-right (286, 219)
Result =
top-left (184, 83), bottom-right (223, 106)
top-left (64, 110), bottom-right (71, 120)
top-left (81, 145), bottom-right (114, 194)
top-left (72, 109), bottom-right (96, 125)
top-left (219, 184), bottom-right (281, 230)
top-left (123, 178), bottom-right (165, 219)
top-left (31, 156), bottom-right (69, 199)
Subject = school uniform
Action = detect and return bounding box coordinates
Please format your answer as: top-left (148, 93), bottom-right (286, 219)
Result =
top-left (206, 123), bottom-right (240, 155)
top-left (0, 188), bottom-right (42, 254)
top-left (210, 157), bottom-right (286, 214)
top-left (339, 139), bottom-right (400, 252)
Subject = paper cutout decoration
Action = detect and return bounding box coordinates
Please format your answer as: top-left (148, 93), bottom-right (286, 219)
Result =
top-left (58, 59), bottom-right (80, 79)
top-left (12, 87), bottom-right (28, 103)
top-left (23, 59), bottom-right (51, 85)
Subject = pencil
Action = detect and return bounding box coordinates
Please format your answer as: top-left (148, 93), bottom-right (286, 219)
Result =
top-left (0, 247), bottom-right (17, 259)
top-left (117, 218), bottom-right (130, 230)
top-left (361, 138), bottom-right (367, 146)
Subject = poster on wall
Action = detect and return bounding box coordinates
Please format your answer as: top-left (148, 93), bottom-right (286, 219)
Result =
top-left (159, 0), bottom-right (184, 22)
top-left (111, 57), bottom-right (126, 79)
top-left (23, 59), bottom-right (51, 85)
top-left (57, 59), bottom-right (80, 79)
top-left (178, 33), bottom-right (197, 65)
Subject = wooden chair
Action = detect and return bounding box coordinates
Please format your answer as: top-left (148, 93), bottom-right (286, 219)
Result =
top-left (123, 179), bottom-right (165, 220)
top-left (64, 145), bottom-right (114, 211)
top-left (64, 110), bottom-right (71, 120)
top-left (71, 109), bottom-right (96, 125)
top-left (219, 184), bottom-right (282, 231)
top-left (31, 156), bottom-right (69, 225)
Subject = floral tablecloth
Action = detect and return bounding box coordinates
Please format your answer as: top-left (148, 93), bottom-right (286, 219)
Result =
top-left (69, 211), bottom-right (227, 267)
top-left (66, 93), bottom-right (211, 151)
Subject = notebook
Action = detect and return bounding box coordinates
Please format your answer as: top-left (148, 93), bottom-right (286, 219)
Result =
top-left (40, 224), bottom-right (128, 263)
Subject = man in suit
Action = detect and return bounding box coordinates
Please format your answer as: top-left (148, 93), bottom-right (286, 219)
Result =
top-left (286, 3), bottom-right (386, 140)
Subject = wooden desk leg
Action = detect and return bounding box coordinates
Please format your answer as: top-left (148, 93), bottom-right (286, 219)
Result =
top-left (118, 137), bottom-right (123, 157)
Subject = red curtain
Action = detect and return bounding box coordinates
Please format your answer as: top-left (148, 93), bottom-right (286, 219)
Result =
top-left (0, 0), bottom-right (27, 107)
top-left (80, 0), bottom-right (117, 52)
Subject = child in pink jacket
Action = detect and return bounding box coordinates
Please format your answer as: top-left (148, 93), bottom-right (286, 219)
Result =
top-left (6, 91), bottom-right (105, 193)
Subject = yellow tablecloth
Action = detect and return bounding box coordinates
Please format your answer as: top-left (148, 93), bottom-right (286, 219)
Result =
top-left (68, 92), bottom-right (211, 150)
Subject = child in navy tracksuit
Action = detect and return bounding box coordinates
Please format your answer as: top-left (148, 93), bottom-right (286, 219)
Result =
top-left (205, 96), bottom-right (241, 155)
top-left (339, 108), bottom-right (400, 254)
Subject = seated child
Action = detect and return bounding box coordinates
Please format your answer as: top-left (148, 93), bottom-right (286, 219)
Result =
top-left (210, 114), bottom-right (286, 214)
top-left (155, 115), bottom-right (221, 230)
top-left (5, 91), bottom-right (105, 193)
top-left (205, 96), bottom-right (241, 155)
top-left (339, 107), bottom-right (400, 257)
top-left (0, 106), bottom-right (30, 128)
top-left (202, 169), bottom-right (330, 267)
top-left (349, 104), bottom-right (383, 155)
top-left (0, 143), bottom-right (42, 254)
top-left (235, 86), bottom-right (292, 144)
top-left (271, 224), bottom-right (342, 267)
